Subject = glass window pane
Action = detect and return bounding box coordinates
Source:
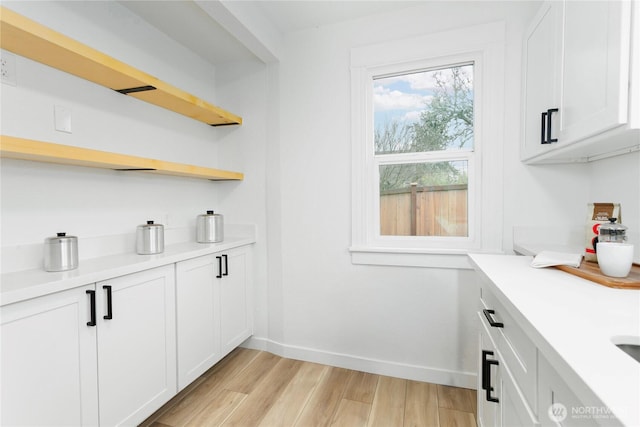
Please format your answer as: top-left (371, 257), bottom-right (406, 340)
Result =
top-left (379, 161), bottom-right (468, 237)
top-left (374, 64), bottom-right (473, 154)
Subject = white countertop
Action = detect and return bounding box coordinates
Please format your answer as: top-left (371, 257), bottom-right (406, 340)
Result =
top-left (469, 254), bottom-right (640, 427)
top-left (0, 235), bottom-right (255, 307)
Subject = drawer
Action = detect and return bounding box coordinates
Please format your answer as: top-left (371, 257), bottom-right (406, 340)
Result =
top-left (480, 284), bottom-right (537, 411)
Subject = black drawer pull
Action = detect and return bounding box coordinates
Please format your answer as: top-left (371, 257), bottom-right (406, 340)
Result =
top-left (86, 290), bottom-right (96, 327)
top-left (483, 309), bottom-right (504, 328)
top-left (103, 285), bottom-right (113, 320)
top-left (222, 254), bottom-right (229, 276)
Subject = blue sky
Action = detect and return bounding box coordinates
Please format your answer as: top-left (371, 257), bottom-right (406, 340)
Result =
top-left (373, 70), bottom-right (437, 130)
top-left (373, 65), bottom-right (473, 132)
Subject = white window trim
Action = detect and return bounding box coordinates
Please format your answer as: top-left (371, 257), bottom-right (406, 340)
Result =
top-left (350, 22), bottom-right (506, 268)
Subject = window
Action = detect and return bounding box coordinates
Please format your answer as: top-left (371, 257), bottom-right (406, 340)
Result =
top-left (350, 23), bottom-right (505, 267)
top-left (374, 64), bottom-right (474, 238)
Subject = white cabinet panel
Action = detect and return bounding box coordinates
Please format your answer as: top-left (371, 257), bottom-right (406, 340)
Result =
top-left (560, 1), bottom-right (630, 142)
top-left (478, 317), bottom-right (501, 427)
top-left (220, 246), bottom-right (252, 355)
top-left (477, 288), bottom-right (539, 427)
top-left (96, 265), bottom-right (176, 427)
top-left (501, 363), bottom-right (539, 427)
top-left (522, 1), bottom-right (563, 159)
top-left (521, 0), bottom-right (636, 163)
top-left (176, 254), bottom-right (221, 390)
top-left (0, 284), bottom-right (99, 426)
top-left (176, 245), bottom-right (253, 390)
top-left (538, 355), bottom-right (602, 427)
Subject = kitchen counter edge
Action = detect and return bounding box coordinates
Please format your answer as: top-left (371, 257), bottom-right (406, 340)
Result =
top-left (0, 236), bottom-right (256, 307)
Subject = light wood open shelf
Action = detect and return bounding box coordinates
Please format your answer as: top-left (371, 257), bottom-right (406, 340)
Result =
top-left (0, 6), bottom-right (242, 127)
top-left (0, 136), bottom-right (244, 181)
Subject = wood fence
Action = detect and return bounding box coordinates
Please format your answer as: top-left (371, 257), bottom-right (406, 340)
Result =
top-left (380, 183), bottom-right (468, 236)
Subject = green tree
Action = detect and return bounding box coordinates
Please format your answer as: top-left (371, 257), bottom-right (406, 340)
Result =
top-left (376, 65), bottom-right (473, 192)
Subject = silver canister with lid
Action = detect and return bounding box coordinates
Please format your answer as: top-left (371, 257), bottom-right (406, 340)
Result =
top-left (136, 220), bottom-right (164, 254)
top-left (44, 232), bottom-right (79, 272)
top-left (196, 210), bottom-right (224, 243)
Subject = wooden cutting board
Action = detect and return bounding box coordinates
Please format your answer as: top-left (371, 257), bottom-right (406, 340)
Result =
top-left (555, 261), bottom-right (640, 289)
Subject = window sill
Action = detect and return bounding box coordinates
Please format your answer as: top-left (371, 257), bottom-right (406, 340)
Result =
top-left (349, 246), bottom-right (482, 269)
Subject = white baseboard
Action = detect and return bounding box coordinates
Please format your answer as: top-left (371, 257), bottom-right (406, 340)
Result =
top-left (241, 336), bottom-right (477, 389)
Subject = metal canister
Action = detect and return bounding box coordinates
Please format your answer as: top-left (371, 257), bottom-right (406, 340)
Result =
top-left (44, 232), bottom-right (78, 272)
top-left (136, 220), bottom-right (164, 254)
top-left (196, 210), bottom-right (224, 243)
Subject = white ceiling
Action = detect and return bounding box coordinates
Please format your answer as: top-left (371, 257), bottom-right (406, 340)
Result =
top-left (120, 0), bottom-right (421, 65)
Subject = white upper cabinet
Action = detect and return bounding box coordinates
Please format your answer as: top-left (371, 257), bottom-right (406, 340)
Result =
top-left (522, 0), bottom-right (639, 163)
top-left (522, 1), bottom-right (563, 160)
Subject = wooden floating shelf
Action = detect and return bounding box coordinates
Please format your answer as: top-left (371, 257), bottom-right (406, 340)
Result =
top-left (0, 136), bottom-right (244, 181)
top-left (0, 6), bottom-right (242, 127)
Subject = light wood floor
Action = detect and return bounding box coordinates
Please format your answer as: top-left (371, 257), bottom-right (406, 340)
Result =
top-left (142, 348), bottom-right (477, 427)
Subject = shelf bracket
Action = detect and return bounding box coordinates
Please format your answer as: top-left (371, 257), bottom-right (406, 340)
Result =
top-left (116, 85), bottom-right (157, 95)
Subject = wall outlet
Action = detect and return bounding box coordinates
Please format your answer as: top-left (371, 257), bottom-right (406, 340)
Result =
top-left (54, 105), bottom-right (72, 133)
top-left (1, 51), bottom-right (17, 86)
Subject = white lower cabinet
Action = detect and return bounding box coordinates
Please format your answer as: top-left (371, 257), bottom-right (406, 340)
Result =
top-left (176, 246), bottom-right (253, 390)
top-left (478, 311), bottom-right (539, 427)
top-left (0, 284), bottom-right (99, 426)
top-left (476, 276), bottom-right (620, 427)
top-left (176, 254), bottom-right (222, 390)
top-left (2, 243), bottom-right (253, 425)
top-left (219, 246), bottom-right (252, 355)
top-left (95, 265), bottom-right (177, 426)
top-left (478, 319), bottom-right (501, 427)
top-left (0, 265), bottom-right (177, 426)
top-left (538, 355), bottom-right (605, 427)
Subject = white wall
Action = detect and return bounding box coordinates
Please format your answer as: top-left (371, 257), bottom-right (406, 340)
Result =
top-left (0, 0), bottom-right (270, 330)
top-left (4, 0), bottom-right (636, 391)
top-left (587, 152), bottom-right (640, 262)
top-left (252, 1), bottom-right (544, 387)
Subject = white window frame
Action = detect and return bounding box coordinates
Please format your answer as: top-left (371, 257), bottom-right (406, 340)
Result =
top-left (350, 22), bottom-right (505, 268)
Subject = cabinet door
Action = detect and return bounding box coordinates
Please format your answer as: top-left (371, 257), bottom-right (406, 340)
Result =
top-left (478, 315), bottom-right (501, 427)
top-left (219, 246), bottom-right (253, 356)
top-left (538, 356), bottom-right (600, 427)
top-left (501, 364), bottom-right (540, 427)
top-left (0, 285), bottom-right (99, 426)
top-left (522, 1), bottom-right (563, 160)
top-left (560, 1), bottom-right (631, 143)
top-left (176, 254), bottom-right (221, 390)
top-left (96, 265), bottom-right (176, 426)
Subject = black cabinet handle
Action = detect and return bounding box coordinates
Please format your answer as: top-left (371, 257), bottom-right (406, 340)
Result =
top-left (481, 350), bottom-right (499, 403)
top-left (483, 309), bottom-right (504, 328)
top-left (86, 290), bottom-right (96, 327)
top-left (223, 254), bottom-right (229, 276)
top-left (541, 108), bottom-right (559, 144)
top-left (541, 111), bottom-right (547, 144)
top-left (481, 350), bottom-right (492, 390)
top-left (216, 255), bottom-right (223, 278)
top-left (546, 108), bottom-right (558, 143)
top-left (486, 358), bottom-right (500, 403)
top-left (103, 285), bottom-right (113, 320)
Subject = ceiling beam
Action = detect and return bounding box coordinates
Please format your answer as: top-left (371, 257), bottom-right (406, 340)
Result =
top-left (194, 0), bottom-right (282, 64)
